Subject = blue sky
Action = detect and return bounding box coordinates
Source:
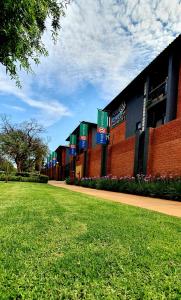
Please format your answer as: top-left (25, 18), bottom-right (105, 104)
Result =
top-left (0, 0), bottom-right (181, 151)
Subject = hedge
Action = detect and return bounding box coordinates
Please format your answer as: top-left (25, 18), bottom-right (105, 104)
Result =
top-left (66, 175), bottom-right (181, 201)
top-left (0, 174), bottom-right (48, 183)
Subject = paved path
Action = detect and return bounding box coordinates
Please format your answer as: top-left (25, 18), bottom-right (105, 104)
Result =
top-left (49, 181), bottom-right (181, 218)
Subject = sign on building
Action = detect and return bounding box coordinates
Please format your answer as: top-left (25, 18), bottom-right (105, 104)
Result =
top-left (111, 102), bottom-right (126, 128)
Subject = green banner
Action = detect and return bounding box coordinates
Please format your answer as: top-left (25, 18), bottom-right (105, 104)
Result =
top-left (52, 151), bottom-right (57, 159)
top-left (70, 134), bottom-right (77, 145)
top-left (97, 110), bottom-right (108, 128)
top-left (80, 123), bottom-right (88, 136)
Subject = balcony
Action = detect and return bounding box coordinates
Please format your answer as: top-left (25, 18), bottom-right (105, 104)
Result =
top-left (147, 79), bottom-right (167, 109)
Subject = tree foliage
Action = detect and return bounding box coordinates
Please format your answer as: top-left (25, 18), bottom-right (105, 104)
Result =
top-left (0, 116), bottom-right (49, 172)
top-left (0, 0), bottom-right (70, 85)
top-left (0, 156), bottom-right (15, 172)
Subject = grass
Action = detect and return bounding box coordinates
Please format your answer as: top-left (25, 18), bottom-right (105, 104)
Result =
top-left (0, 182), bottom-right (180, 300)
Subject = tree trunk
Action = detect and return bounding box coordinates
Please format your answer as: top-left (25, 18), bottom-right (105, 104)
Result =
top-left (16, 160), bottom-right (22, 173)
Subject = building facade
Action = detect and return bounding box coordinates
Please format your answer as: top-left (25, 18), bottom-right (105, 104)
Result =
top-left (45, 146), bottom-right (70, 180)
top-left (66, 122), bottom-right (101, 178)
top-left (45, 35), bottom-right (181, 180)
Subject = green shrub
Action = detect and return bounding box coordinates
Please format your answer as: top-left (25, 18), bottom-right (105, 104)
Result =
top-left (15, 172), bottom-right (41, 178)
top-left (0, 174), bottom-right (20, 182)
top-left (0, 174), bottom-right (6, 181)
top-left (66, 177), bottom-right (73, 185)
top-left (15, 172), bottom-right (31, 177)
top-left (0, 174), bottom-right (48, 183)
top-left (38, 175), bottom-right (49, 183)
top-left (66, 175), bottom-right (181, 200)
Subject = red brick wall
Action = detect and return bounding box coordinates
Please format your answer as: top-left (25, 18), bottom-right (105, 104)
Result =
top-left (71, 122), bottom-right (135, 178)
top-left (146, 59), bottom-right (181, 176)
top-left (109, 122), bottom-right (125, 144)
top-left (87, 145), bottom-right (102, 177)
top-left (108, 137), bottom-right (135, 177)
top-left (88, 126), bottom-right (93, 148)
top-left (72, 126), bottom-right (102, 178)
top-left (75, 126), bottom-right (97, 177)
top-left (76, 153), bottom-right (84, 167)
top-left (176, 59), bottom-right (181, 119)
top-left (107, 122), bottom-right (135, 176)
top-left (62, 149), bottom-right (66, 166)
top-left (69, 156), bottom-right (75, 178)
top-left (59, 148), bottom-right (68, 180)
top-left (147, 119), bottom-right (181, 176)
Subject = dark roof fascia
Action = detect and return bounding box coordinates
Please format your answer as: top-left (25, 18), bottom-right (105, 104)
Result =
top-left (55, 145), bottom-right (69, 152)
top-left (104, 34), bottom-right (181, 112)
top-left (66, 121), bottom-right (97, 141)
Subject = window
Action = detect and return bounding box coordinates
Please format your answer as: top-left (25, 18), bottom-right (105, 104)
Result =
top-left (136, 121), bottom-right (142, 132)
top-left (147, 101), bottom-right (166, 128)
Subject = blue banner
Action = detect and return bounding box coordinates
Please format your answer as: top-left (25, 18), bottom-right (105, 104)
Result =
top-left (69, 135), bottom-right (77, 156)
top-left (69, 146), bottom-right (76, 156)
top-left (52, 159), bottom-right (57, 167)
top-left (96, 132), bottom-right (107, 144)
top-left (79, 139), bottom-right (88, 150)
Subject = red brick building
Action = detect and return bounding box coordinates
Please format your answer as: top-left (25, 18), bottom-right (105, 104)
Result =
top-left (55, 146), bottom-right (70, 180)
top-left (66, 122), bottom-right (101, 178)
top-left (46, 35), bottom-right (181, 180)
top-left (104, 34), bottom-right (181, 177)
top-left (45, 146), bottom-right (70, 180)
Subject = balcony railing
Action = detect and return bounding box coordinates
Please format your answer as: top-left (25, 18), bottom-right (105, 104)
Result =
top-left (147, 80), bottom-right (167, 107)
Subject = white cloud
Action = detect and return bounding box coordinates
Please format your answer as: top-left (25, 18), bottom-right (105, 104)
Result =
top-left (31, 0), bottom-right (181, 100)
top-left (0, 73), bottom-right (71, 126)
top-left (0, 0), bottom-right (181, 118)
top-left (3, 104), bottom-right (26, 112)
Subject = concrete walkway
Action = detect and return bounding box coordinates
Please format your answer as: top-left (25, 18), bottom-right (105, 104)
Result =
top-left (49, 181), bottom-right (181, 218)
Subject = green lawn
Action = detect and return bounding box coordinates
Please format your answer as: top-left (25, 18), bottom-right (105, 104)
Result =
top-left (0, 183), bottom-right (180, 300)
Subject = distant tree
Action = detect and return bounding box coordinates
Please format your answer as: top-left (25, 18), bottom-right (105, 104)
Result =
top-left (0, 156), bottom-right (15, 172)
top-left (0, 157), bottom-right (15, 182)
top-left (0, 116), bottom-right (49, 172)
top-left (0, 0), bottom-right (70, 86)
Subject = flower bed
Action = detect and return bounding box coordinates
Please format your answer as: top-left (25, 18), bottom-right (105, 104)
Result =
top-left (66, 175), bottom-right (181, 200)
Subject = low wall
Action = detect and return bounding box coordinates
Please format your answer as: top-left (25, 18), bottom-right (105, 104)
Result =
top-left (108, 136), bottom-right (135, 177)
top-left (87, 145), bottom-right (102, 177)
